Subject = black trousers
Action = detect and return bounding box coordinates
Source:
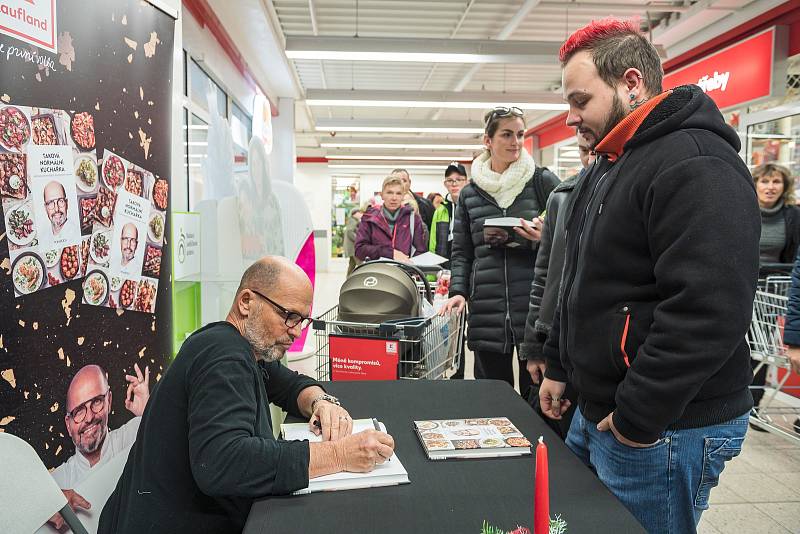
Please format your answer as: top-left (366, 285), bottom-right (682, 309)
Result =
top-left (449, 329), bottom-right (467, 379)
top-left (473, 349), bottom-right (533, 395)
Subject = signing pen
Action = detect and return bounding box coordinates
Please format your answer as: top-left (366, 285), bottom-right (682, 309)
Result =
top-left (372, 418), bottom-right (381, 431)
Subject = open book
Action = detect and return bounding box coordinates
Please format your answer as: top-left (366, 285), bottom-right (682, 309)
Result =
top-left (414, 417), bottom-right (532, 460)
top-left (281, 419), bottom-right (410, 494)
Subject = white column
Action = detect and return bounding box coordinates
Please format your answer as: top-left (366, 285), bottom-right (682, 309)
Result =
top-left (270, 97), bottom-right (296, 183)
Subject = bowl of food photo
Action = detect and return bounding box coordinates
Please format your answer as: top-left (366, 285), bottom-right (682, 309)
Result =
top-left (0, 105), bottom-right (31, 152)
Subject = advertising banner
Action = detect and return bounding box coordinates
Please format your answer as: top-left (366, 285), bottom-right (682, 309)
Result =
top-left (0, 1), bottom-right (175, 527)
top-left (329, 335), bottom-right (399, 381)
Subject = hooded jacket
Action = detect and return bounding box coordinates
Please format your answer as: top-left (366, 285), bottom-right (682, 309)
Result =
top-left (450, 166), bottom-right (559, 354)
top-left (543, 85), bottom-right (760, 444)
top-left (354, 204), bottom-right (428, 261)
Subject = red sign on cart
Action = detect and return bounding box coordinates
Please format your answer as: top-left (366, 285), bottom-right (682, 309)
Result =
top-left (329, 335), bottom-right (399, 381)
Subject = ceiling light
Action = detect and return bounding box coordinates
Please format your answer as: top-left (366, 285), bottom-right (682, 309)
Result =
top-left (321, 142), bottom-right (485, 150)
top-left (307, 99), bottom-right (567, 111)
top-left (286, 36), bottom-right (560, 64)
top-left (315, 119), bottom-right (484, 134)
top-left (305, 89), bottom-right (568, 111)
top-left (328, 164), bottom-right (446, 170)
top-left (327, 155), bottom-right (472, 161)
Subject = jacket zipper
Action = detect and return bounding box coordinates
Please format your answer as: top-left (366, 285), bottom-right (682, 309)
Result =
top-left (620, 306), bottom-right (631, 368)
top-left (561, 160), bottom-right (612, 355)
top-left (502, 207), bottom-right (512, 354)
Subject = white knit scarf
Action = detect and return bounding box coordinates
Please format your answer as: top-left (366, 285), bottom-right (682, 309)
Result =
top-left (470, 149), bottom-right (536, 209)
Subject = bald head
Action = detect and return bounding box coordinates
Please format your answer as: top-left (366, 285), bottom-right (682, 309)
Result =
top-left (236, 256), bottom-right (311, 297)
top-left (67, 365), bottom-right (108, 411)
top-left (229, 256), bottom-right (314, 362)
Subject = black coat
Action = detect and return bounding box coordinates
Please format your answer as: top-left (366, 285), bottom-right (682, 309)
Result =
top-left (413, 191), bottom-right (435, 231)
top-left (450, 167), bottom-right (560, 354)
top-left (543, 85), bottom-right (759, 444)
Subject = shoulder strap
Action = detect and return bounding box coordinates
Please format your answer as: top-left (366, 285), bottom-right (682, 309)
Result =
top-left (409, 211), bottom-right (416, 256)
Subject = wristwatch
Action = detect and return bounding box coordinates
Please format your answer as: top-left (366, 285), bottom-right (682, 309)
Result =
top-left (311, 393), bottom-right (341, 413)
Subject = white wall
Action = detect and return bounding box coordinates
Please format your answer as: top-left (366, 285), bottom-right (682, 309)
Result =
top-left (181, 7), bottom-right (256, 113)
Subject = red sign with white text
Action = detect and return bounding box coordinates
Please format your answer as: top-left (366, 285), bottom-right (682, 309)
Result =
top-left (329, 335), bottom-right (400, 381)
top-left (0, 0), bottom-right (57, 53)
top-left (663, 29), bottom-right (775, 110)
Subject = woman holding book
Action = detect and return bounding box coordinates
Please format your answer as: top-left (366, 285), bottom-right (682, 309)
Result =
top-left (440, 107), bottom-right (559, 393)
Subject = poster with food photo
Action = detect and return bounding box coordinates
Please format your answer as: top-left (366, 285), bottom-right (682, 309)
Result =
top-left (82, 150), bottom-right (166, 313)
top-left (0, 104), bottom-right (87, 297)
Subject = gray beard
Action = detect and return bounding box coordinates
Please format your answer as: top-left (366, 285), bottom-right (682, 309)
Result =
top-left (243, 319), bottom-right (285, 362)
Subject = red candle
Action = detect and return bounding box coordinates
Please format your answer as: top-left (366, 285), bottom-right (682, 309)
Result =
top-left (534, 436), bottom-right (549, 534)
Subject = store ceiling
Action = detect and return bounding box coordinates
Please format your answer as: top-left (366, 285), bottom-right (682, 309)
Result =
top-left (262, 0), bottom-right (765, 167)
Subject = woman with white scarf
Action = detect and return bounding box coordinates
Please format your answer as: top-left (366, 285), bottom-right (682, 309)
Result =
top-left (441, 107), bottom-right (560, 394)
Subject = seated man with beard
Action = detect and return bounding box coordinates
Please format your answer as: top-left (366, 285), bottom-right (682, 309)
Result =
top-left (99, 256), bottom-right (395, 534)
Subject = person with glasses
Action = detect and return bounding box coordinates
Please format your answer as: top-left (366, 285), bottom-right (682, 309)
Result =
top-left (428, 162), bottom-right (468, 263)
top-left (440, 107), bottom-right (560, 393)
top-left (99, 256), bottom-right (395, 534)
top-left (119, 222), bottom-right (139, 267)
top-left (48, 363), bottom-right (150, 529)
top-left (43, 180), bottom-right (69, 236)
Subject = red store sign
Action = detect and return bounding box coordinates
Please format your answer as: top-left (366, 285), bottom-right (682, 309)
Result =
top-left (0, 0), bottom-right (57, 53)
top-left (664, 27), bottom-right (786, 110)
top-left (328, 335), bottom-right (400, 381)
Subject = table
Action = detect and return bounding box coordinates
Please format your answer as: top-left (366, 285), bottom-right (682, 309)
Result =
top-left (244, 380), bottom-right (646, 533)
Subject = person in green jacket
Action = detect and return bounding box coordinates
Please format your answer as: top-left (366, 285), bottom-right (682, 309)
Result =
top-left (429, 162), bottom-right (468, 260)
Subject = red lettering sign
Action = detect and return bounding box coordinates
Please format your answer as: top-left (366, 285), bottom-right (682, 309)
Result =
top-left (664, 29), bottom-right (776, 110)
top-left (0, 0), bottom-right (57, 53)
top-left (329, 335), bottom-right (399, 381)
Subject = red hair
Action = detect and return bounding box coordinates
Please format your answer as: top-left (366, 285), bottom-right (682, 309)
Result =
top-left (559, 18), bottom-right (640, 64)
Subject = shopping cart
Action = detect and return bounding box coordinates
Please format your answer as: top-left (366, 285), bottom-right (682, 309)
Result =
top-left (747, 279), bottom-right (800, 443)
top-left (313, 274), bottom-right (464, 381)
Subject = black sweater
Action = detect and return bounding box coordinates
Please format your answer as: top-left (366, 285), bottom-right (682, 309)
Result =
top-left (99, 322), bottom-right (320, 533)
top-left (543, 85), bottom-right (759, 443)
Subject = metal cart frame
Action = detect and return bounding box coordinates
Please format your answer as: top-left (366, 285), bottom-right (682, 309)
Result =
top-left (747, 276), bottom-right (800, 443)
top-left (312, 282), bottom-right (464, 381)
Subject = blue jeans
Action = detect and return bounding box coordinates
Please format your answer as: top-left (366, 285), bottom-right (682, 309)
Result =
top-left (566, 408), bottom-right (748, 534)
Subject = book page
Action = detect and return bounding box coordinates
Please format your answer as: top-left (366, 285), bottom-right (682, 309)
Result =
top-left (282, 419), bottom-right (409, 492)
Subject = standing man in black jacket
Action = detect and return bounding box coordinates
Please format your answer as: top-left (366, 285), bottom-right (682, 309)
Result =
top-left (100, 256), bottom-right (395, 533)
top-left (393, 167), bottom-right (435, 232)
top-left (539, 19), bottom-right (759, 534)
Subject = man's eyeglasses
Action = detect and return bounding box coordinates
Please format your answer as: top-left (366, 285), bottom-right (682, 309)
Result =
top-left (444, 177), bottom-right (467, 186)
top-left (248, 288), bottom-right (312, 330)
top-left (66, 390), bottom-right (109, 423)
top-left (45, 197), bottom-right (67, 210)
top-left (121, 236), bottom-right (138, 246)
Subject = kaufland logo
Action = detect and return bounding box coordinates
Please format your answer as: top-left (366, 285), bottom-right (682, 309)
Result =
top-left (0, 2), bottom-right (49, 32)
top-left (696, 71), bottom-right (730, 93)
top-left (0, 0), bottom-right (57, 53)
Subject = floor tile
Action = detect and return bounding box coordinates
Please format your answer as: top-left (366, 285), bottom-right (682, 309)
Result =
top-left (718, 473), bottom-right (800, 503)
top-left (702, 503), bottom-right (791, 534)
top-left (754, 503), bottom-right (800, 534)
top-left (708, 481), bottom-right (748, 505)
top-left (697, 520), bottom-right (722, 534)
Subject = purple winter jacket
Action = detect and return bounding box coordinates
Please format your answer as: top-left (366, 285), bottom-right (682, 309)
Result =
top-left (354, 205), bottom-right (428, 261)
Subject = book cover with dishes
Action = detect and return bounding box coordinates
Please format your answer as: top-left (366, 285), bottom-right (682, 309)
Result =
top-left (281, 419), bottom-right (410, 494)
top-left (414, 417), bottom-right (532, 460)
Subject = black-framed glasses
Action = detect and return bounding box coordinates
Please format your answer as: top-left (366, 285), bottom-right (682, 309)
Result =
top-left (444, 177), bottom-right (467, 186)
top-left (121, 236), bottom-right (138, 246)
top-left (248, 288), bottom-right (312, 330)
top-left (66, 390), bottom-right (109, 423)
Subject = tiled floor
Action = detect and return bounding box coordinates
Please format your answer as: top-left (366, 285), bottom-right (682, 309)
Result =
top-left (291, 265), bottom-right (800, 534)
